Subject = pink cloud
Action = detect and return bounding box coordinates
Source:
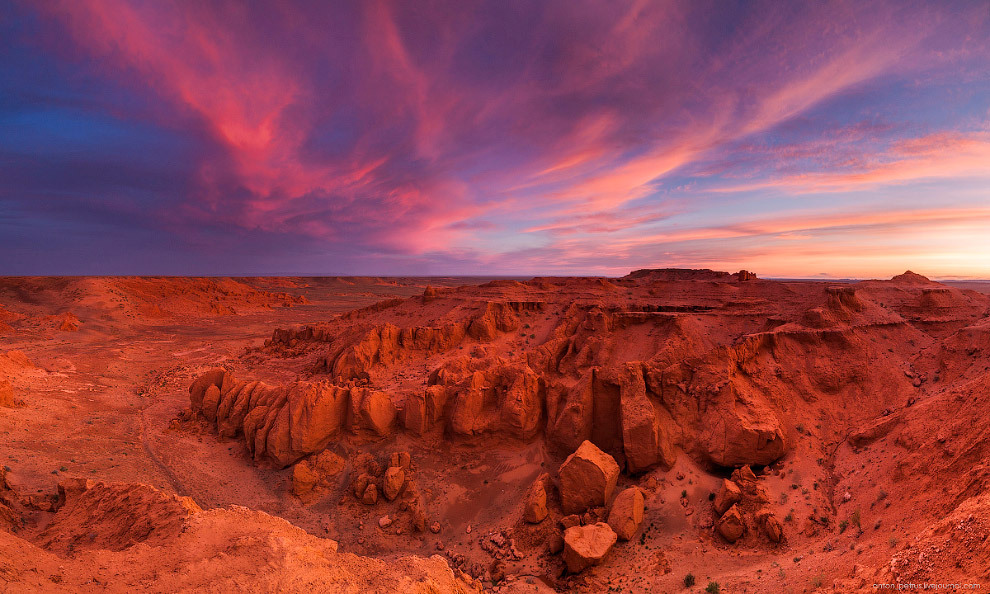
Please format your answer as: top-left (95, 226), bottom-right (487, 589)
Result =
top-left (21, 0), bottom-right (990, 276)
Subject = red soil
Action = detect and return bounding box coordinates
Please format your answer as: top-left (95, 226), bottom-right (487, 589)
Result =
top-left (1, 271), bottom-right (988, 592)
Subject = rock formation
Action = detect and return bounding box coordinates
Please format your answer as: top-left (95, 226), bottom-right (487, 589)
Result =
top-left (523, 473), bottom-right (549, 524)
top-left (558, 441), bottom-right (620, 515)
top-left (562, 522), bottom-right (618, 573)
top-left (607, 487), bottom-right (644, 541)
top-left (713, 479), bottom-right (741, 515)
top-left (123, 269), bottom-right (990, 589)
top-left (717, 504), bottom-right (745, 543)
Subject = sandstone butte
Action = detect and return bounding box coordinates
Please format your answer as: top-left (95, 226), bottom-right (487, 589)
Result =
top-left (1, 269), bottom-right (989, 591)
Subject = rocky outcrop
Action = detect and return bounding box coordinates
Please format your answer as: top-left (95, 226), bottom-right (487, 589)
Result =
top-left (523, 474), bottom-right (549, 524)
top-left (607, 487), bottom-right (644, 541)
top-left (758, 507), bottom-right (783, 542)
top-left (558, 441), bottom-right (620, 514)
top-left (185, 271), bottom-right (987, 496)
top-left (292, 449), bottom-right (345, 503)
top-left (700, 382), bottom-right (787, 467)
top-left (562, 522), bottom-right (617, 573)
top-left (548, 370), bottom-right (595, 453)
top-left (39, 481), bottom-right (201, 555)
top-left (359, 390), bottom-right (396, 436)
top-left (190, 369), bottom-right (400, 467)
top-left (383, 466), bottom-right (405, 501)
top-left (711, 465), bottom-right (782, 546)
top-left (713, 479), bottom-right (742, 515)
top-left (402, 386), bottom-right (448, 435)
top-left (717, 504), bottom-right (745, 542)
top-left (448, 364), bottom-right (545, 438)
top-left (617, 364), bottom-right (675, 473)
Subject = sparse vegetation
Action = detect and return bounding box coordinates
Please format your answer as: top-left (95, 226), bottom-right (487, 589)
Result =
top-left (681, 489), bottom-right (688, 498)
top-left (684, 573), bottom-right (696, 588)
top-left (839, 519), bottom-right (849, 533)
top-left (705, 581), bottom-right (720, 594)
top-left (851, 509), bottom-right (862, 530)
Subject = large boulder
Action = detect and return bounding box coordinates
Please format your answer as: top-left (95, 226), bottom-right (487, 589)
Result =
top-left (717, 504), bottom-right (745, 543)
top-left (756, 506), bottom-right (783, 542)
top-left (607, 487), bottom-right (644, 541)
top-left (383, 466), bottom-right (405, 501)
top-left (292, 462), bottom-right (319, 499)
top-left (700, 383), bottom-right (787, 466)
top-left (523, 474), bottom-right (549, 524)
top-left (293, 449), bottom-right (346, 502)
top-left (713, 479), bottom-right (742, 514)
top-left (558, 441), bottom-right (620, 514)
top-left (361, 483), bottom-right (378, 505)
top-left (562, 523), bottom-right (617, 573)
top-left (763, 514), bottom-right (783, 543)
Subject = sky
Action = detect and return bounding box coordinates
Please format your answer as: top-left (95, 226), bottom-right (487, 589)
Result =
top-left (1, 0), bottom-right (988, 278)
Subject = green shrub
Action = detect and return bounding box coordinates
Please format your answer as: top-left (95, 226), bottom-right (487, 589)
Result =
top-left (706, 581), bottom-right (721, 594)
top-left (683, 573), bottom-right (695, 588)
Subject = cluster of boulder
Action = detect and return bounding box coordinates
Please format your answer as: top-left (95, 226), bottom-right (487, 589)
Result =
top-left (343, 451), bottom-right (428, 533)
top-left (713, 466), bottom-right (783, 544)
top-left (291, 449), bottom-right (345, 503)
top-left (523, 440), bottom-right (646, 573)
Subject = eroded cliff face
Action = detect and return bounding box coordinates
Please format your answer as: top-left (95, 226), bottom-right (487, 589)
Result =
top-left (194, 271), bottom-right (984, 475)
top-left (176, 270), bottom-right (990, 587)
top-left (8, 270), bottom-right (986, 592)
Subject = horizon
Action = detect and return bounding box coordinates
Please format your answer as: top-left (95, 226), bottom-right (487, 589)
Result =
top-left (1, 269), bottom-right (989, 283)
top-left (2, 1), bottom-right (989, 277)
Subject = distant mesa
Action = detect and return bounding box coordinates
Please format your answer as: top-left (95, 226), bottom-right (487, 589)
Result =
top-left (622, 268), bottom-right (757, 282)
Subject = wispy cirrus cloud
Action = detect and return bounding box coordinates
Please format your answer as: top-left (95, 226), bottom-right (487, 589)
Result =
top-left (1, 0), bottom-right (988, 275)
